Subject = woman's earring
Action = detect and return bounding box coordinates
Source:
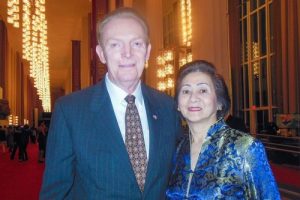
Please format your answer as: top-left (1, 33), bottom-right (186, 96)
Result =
top-left (145, 60), bottom-right (149, 69)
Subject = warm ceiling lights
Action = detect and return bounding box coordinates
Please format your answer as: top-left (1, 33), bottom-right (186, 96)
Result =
top-left (180, 0), bottom-right (192, 67)
top-left (7, 0), bottom-right (20, 28)
top-left (156, 50), bottom-right (175, 92)
top-left (7, 0), bottom-right (51, 112)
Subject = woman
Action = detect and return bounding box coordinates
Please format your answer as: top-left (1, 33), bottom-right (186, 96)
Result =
top-left (166, 60), bottom-right (280, 199)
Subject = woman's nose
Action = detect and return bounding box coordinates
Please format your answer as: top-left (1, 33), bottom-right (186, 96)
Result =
top-left (190, 92), bottom-right (200, 102)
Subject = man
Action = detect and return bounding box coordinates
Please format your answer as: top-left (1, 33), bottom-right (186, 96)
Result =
top-left (40, 7), bottom-right (180, 199)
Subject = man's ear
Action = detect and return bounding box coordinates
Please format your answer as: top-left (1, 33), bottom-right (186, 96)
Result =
top-left (96, 45), bottom-right (106, 64)
top-left (145, 43), bottom-right (151, 60)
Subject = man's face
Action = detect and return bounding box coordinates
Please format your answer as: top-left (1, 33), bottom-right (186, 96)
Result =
top-left (96, 17), bottom-right (151, 92)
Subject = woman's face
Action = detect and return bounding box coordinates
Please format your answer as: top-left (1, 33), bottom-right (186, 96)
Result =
top-left (178, 71), bottom-right (218, 126)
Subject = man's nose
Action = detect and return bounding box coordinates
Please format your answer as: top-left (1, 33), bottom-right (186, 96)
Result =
top-left (122, 44), bottom-right (132, 58)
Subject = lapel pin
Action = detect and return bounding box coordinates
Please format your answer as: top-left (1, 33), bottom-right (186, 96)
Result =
top-left (152, 115), bottom-right (157, 120)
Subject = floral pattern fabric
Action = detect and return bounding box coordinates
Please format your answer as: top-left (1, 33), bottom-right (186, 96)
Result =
top-left (166, 120), bottom-right (280, 200)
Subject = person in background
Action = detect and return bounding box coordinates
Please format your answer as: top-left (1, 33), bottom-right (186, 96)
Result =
top-left (30, 125), bottom-right (37, 144)
top-left (6, 126), bottom-right (14, 153)
top-left (0, 125), bottom-right (7, 153)
top-left (166, 60), bottom-right (280, 199)
top-left (37, 121), bottom-right (47, 163)
top-left (10, 126), bottom-right (22, 161)
top-left (19, 124), bottom-right (31, 161)
top-left (40, 7), bottom-right (180, 199)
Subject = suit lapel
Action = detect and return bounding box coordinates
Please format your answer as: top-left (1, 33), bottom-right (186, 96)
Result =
top-left (142, 85), bottom-right (164, 191)
top-left (89, 81), bottom-right (166, 192)
top-left (89, 81), bottom-right (137, 183)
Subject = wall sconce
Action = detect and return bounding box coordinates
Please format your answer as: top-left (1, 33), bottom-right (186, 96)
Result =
top-left (14, 116), bottom-right (19, 126)
top-left (8, 115), bottom-right (13, 125)
top-left (252, 42), bottom-right (260, 78)
top-left (24, 119), bottom-right (29, 125)
top-left (156, 49), bottom-right (175, 94)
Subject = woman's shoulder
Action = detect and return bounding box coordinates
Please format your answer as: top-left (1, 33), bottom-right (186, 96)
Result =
top-left (222, 127), bottom-right (254, 141)
top-left (221, 128), bottom-right (262, 154)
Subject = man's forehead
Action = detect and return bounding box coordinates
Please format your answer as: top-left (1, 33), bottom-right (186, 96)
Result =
top-left (102, 20), bottom-right (147, 40)
top-left (104, 16), bottom-right (142, 29)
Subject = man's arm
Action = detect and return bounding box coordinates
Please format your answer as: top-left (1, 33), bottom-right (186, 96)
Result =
top-left (40, 101), bottom-right (75, 199)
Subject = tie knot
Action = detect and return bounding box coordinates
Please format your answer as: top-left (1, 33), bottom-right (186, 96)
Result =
top-left (125, 95), bottom-right (135, 104)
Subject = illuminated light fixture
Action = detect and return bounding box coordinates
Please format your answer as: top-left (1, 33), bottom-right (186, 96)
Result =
top-left (180, 0), bottom-right (192, 47)
top-left (24, 119), bottom-right (29, 125)
top-left (252, 42), bottom-right (260, 78)
top-left (157, 69), bottom-right (166, 78)
top-left (8, 115), bottom-right (13, 125)
top-left (164, 64), bottom-right (174, 75)
top-left (166, 78), bottom-right (174, 89)
top-left (157, 81), bottom-right (167, 91)
top-left (6, 0), bottom-right (51, 112)
top-left (179, 0), bottom-right (193, 67)
top-left (7, 0), bottom-right (20, 28)
top-left (20, 0), bottom-right (51, 112)
top-left (156, 55), bottom-right (165, 65)
top-left (14, 116), bottom-right (19, 126)
top-left (163, 51), bottom-right (173, 61)
top-left (156, 50), bottom-right (175, 92)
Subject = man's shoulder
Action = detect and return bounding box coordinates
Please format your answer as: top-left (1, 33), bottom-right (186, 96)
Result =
top-left (56, 82), bottom-right (102, 106)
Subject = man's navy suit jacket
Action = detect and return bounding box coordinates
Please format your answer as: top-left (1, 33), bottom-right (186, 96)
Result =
top-left (40, 80), bottom-right (180, 199)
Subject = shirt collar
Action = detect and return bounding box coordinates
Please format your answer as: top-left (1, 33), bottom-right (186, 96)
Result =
top-left (105, 73), bottom-right (143, 105)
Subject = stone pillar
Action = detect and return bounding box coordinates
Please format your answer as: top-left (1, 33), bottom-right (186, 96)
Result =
top-left (72, 40), bottom-right (81, 91)
top-left (91, 0), bottom-right (109, 84)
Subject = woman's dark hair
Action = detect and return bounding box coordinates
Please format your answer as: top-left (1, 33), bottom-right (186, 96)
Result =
top-left (176, 60), bottom-right (231, 119)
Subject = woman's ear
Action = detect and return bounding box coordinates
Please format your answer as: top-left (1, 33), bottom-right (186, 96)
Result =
top-left (217, 105), bottom-right (222, 111)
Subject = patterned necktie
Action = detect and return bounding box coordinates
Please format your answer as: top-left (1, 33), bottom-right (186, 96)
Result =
top-left (125, 95), bottom-right (147, 192)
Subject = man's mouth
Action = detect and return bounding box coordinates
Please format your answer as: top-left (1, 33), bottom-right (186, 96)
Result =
top-left (119, 63), bottom-right (135, 68)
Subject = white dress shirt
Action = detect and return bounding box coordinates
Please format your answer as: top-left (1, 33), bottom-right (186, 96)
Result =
top-left (105, 74), bottom-right (150, 158)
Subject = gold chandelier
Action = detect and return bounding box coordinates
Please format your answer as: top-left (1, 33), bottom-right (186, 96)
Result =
top-left (7, 0), bottom-right (20, 28)
top-left (156, 0), bottom-right (193, 94)
top-left (156, 50), bottom-right (175, 93)
top-left (179, 0), bottom-right (192, 67)
top-left (7, 0), bottom-right (51, 112)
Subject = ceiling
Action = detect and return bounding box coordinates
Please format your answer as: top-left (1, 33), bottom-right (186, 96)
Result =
top-left (0, 0), bottom-right (91, 90)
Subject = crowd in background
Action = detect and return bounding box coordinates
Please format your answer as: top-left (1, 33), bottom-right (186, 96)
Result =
top-left (0, 121), bottom-right (48, 163)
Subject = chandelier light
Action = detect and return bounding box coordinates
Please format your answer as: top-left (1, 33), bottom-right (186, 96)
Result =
top-left (252, 42), bottom-right (260, 78)
top-left (7, 0), bottom-right (20, 28)
top-left (180, 0), bottom-right (192, 47)
top-left (7, 0), bottom-right (51, 112)
top-left (180, 0), bottom-right (192, 67)
top-left (156, 50), bottom-right (174, 92)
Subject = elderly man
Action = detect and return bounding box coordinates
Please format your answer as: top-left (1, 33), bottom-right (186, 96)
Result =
top-left (40, 7), bottom-right (180, 200)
